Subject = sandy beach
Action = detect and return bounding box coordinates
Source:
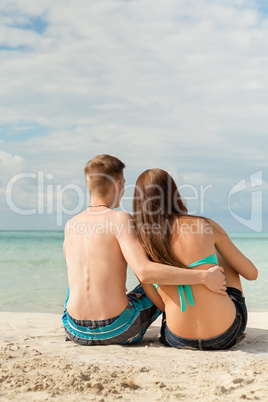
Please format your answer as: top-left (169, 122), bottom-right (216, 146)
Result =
top-left (0, 312), bottom-right (267, 401)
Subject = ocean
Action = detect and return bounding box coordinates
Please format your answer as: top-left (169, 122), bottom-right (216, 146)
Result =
top-left (0, 231), bottom-right (267, 313)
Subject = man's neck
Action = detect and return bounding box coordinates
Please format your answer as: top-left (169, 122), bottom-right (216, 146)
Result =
top-left (89, 197), bottom-right (115, 208)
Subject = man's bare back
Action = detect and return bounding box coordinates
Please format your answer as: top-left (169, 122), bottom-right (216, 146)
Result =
top-left (64, 207), bottom-right (130, 320)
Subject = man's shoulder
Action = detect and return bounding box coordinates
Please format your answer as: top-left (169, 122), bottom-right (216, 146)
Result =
top-left (112, 210), bottom-right (133, 220)
top-left (64, 210), bottom-right (88, 232)
top-left (111, 211), bottom-right (136, 239)
top-left (65, 211), bottom-right (83, 223)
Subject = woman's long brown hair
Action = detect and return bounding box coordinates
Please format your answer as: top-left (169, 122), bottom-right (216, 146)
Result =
top-left (133, 168), bottom-right (210, 269)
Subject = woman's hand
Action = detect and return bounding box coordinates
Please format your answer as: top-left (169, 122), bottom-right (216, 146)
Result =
top-left (205, 265), bottom-right (227, 295)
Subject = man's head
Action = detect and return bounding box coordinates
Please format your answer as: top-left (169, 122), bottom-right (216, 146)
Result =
top-left (84, 154), bottom-right (126, 207)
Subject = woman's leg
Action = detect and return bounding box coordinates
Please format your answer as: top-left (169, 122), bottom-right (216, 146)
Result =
top-left (217, 251), bottom-right (248, 338)
top-left (216, 251), bottom-right (243, 294)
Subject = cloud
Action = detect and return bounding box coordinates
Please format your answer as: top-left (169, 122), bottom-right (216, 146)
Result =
top-left (0, 0), bottom-right (267, 230)
top-left (0, 151), bottom-right (28, 211)
top-left (0, 151), bottom-right (27, 183)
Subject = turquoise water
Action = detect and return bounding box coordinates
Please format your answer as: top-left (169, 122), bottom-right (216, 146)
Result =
top-left (0, 231), bottom-right (267, 313)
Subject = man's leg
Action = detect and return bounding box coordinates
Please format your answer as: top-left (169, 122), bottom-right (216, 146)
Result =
top-left (126, 284), bottom-right (162, 342)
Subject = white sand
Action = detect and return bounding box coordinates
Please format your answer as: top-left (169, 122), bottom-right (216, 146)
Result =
top-left (0, 312), bottom-right (267, 401)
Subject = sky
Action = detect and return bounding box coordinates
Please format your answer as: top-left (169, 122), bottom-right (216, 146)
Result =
top-left (0, 0), bottom-right (267, 232)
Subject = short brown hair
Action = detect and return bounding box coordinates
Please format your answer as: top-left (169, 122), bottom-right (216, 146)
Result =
top-left (84, 154), bottom-right (125, 196)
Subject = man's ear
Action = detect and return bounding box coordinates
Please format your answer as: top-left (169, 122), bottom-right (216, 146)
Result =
top-left (114, 179), bottom-right (121, 193)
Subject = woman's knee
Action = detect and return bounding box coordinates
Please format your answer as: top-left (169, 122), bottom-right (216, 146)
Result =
top-left (216, 251), bottom-right (243, 292)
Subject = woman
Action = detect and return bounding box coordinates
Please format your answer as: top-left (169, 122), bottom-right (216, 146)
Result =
top-left (133, 169), bottom-right (258, 350)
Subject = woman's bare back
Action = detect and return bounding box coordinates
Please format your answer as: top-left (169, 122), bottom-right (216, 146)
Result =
top-left (158, 217), bottom-right (237, 338)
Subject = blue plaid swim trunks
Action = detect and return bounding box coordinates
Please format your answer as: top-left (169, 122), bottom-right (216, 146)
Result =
top-left (62, 285), bottom-right (162, 346)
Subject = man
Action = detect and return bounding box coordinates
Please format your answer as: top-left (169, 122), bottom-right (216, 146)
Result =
top-left (62, 154), bottom-right (226, 345)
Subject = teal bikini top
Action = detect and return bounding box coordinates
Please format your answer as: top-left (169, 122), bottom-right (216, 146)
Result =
top-left (153, 253), bottom-right (219, 313)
